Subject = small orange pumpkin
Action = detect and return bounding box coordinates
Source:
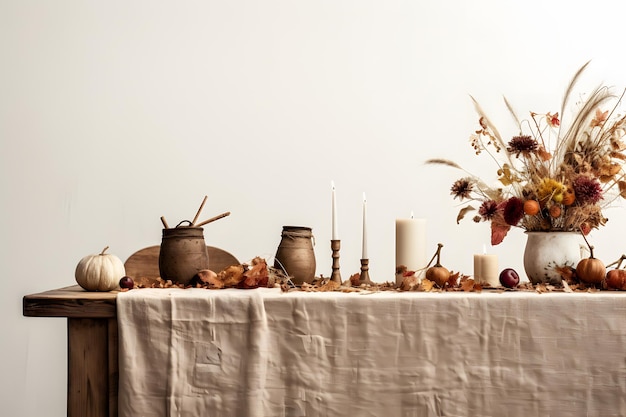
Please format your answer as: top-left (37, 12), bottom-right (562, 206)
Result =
top-left (576, 244), bottom-right (606, 285)
top-left (606, 269), bottom-right (626, 290)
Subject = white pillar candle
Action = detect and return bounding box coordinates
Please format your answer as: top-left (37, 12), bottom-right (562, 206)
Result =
top-left (362, 193), bottom-right (368, 259)
top-left (473, 248), bottom-right (499, 287)
top-left (331, 181), bottom-right (338, 240)
top-left (395, 214), bottom-right (427, 285)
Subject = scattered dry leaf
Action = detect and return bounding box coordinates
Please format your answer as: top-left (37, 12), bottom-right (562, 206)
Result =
top-left (318, 280), bottom-right (340, 292)
top-left (562, 279), bottom-right (573, 293)
top-left (239, 257), bottom-right (269, 289)
top-left (420, 278), bottom-right (435, 292)
top-left (218, 264), bottom-right (246, 287)
top-left (127, 255), bottom-right (615, 295)
top-left (461, 278), bottom-right (477, 292)
top-left (349, 273), bottom-right (361, 287)
top-left (446, 271), bottom-right (461, 288)
top-left (400, 275), bottom-right (419, 291)
top-left (196, 269), bottom-right (223, 289)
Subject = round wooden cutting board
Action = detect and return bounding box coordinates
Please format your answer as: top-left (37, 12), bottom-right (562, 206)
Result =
top-left (124, 245), bottom-right (239, 282)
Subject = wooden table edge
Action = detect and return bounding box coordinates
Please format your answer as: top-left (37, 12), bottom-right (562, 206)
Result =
top-left (23, 284), bottom-right (118, 318)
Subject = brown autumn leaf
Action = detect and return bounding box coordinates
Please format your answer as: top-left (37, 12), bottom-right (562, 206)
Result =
top-left (461, 278), bottom-right (476, 292)
top-left (218, 264), bottom-right (246, 287)
top-left (240, 258), bottom-right (269, 289)
top-left (456, 205), bottom-right (475, 224)
top-left (400, 275), bottom-right (419, 291)
top-left (537, 145), bottom-right (552, 161)
top-left (420, 278), bottom-right (435, 292)
top-left (196, 269), bottom-right (223, 289)
top-left (497, 164), bottom-right (520, 185)
top-left (446, 271), bottom-right (460, 288)
top-left (490, 218), bottom-right (511, 245)
top-left (350, 273), bottom-right (361, 287)
top-left (318, 280), bottom-right (340, 292)
top-left (611, 150), bottom-right (626, 160)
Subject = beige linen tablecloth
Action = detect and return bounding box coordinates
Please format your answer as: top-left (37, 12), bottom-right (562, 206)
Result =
top-left (117, 288), bottom-right (626, 417)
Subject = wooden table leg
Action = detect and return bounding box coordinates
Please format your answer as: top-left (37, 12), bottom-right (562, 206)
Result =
top-left (67, 318), bottom-right (118, 417)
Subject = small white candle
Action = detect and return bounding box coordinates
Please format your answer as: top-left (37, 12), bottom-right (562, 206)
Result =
top-left (395, 213), bottom-right (427, 285)
top-left (331, 181), bottom-right (338, 240)
top-left (362, 192), bottom-right (368, 259)
top-left (474, 245), bottom-right (499, 287)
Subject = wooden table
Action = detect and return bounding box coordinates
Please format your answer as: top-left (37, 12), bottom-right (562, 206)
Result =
top-left (23, 285), bottom-right (119, 417)
top-left (26, 285), bottom-right (626, 416)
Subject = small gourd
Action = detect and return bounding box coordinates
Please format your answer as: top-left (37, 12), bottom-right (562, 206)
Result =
top-left (425, 243), bottom-right (450, 287)
top-left (75, 246), bottom-right (126, 291)
top-left (605, 255), bottom-right (626, 290)
top-left (606, 269), bottom-right (626, 290)
top-left (576, 234), bottom-right (605, 285)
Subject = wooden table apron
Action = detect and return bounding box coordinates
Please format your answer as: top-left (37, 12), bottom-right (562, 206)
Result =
top-left (23, 286), bottom-right (119, 417)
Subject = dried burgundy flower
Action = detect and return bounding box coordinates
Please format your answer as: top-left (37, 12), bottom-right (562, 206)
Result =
top-left (450, 178), bottom-right (474, 200)
top-left (507, 135), bottom-right (538, 157)
top-left (502, 197), bottom-right (525, 226)
top-left (572, 175), bottom-right (603, 204)
top-left (478, 200), bottom-right (498, 220)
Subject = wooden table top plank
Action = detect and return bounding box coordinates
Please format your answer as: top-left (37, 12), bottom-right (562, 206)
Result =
top-left (23, 285), bottom-right (118, 318)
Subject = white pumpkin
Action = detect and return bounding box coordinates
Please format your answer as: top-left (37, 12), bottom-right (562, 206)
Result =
top-left (75, 246), bottom-right (126, 291)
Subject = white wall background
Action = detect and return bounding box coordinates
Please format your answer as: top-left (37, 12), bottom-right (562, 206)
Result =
top-left (2, 1), bottom-right (626, 415)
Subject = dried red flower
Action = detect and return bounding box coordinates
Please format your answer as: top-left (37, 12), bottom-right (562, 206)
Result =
top-left (478, 200), bottom-right (498, 220)
top-left (502, 197), bottom-right (525, 226)
top-left (572, 175), bottom-right (603, 204)
top-left (507, 135), bottom-right (538, 157)
top-left (450, 178), bottom-right (473, 200)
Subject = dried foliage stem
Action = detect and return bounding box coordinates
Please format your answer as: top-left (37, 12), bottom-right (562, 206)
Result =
top-left (606, 254), bottom-right (626, 269)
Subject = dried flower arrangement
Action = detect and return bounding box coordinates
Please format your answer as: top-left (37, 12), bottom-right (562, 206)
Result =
top-left (429, 62), bottom-right (626, 245)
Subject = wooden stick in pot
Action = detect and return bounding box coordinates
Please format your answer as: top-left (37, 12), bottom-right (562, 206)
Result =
top-left (191, 195), bottom-right (208, 226)
top-left (195, 211), bottom-right (231, 227)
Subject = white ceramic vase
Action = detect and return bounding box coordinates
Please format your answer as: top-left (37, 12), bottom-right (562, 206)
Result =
top-left (523, 231), bottom-right (584, 284)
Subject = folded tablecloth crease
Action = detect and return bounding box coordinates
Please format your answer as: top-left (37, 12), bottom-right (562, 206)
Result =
top-left (117, 288), bottom-right (626, 417)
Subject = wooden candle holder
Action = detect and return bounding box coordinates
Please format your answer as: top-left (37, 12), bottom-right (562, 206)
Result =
top-left (359, 258), bottom-right (373, 285)
top-left (330, 240), bottom-right (342, 284)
